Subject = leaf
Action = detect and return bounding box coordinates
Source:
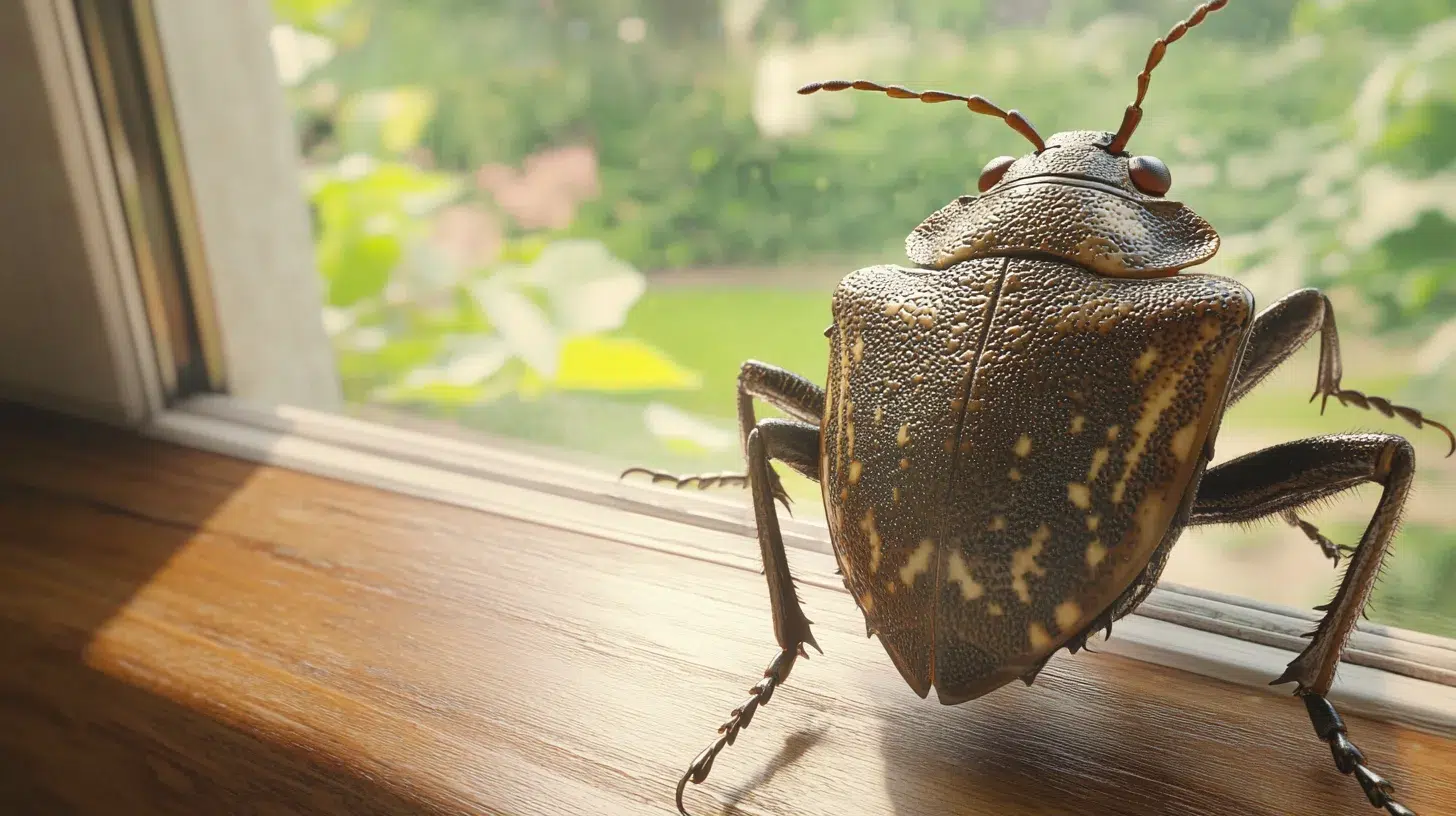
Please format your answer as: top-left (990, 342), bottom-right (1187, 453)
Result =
top-left (643, 402), bottom-right (736, 452)
top-left (322, 231), bottom-right (399, 306)
top-left (471, 278), bottom-right (560, 376)
top-left (381, 89), bottom-right (437, 154)
top-left (552, 336), bottom-right (700, 392)
top-left (529, 240), bottom-right (646, 336)
top-left (269, 24), bottom-right (337, 86)
top-left (426, 339), bottom-right (511, 386)
top-left (338, 88), bottom-right (439, 156)
top-left (270, 0), bottom-right (353, 35)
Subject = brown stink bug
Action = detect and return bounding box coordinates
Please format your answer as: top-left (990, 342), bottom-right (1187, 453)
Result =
top-left (624, 2), bottom-right (1455, 814)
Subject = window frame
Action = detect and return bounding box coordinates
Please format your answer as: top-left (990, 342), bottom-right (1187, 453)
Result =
top-left (6, 0), bottom-right (1455, 734)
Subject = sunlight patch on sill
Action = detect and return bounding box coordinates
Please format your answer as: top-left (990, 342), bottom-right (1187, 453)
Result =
top-left (139, 394), bottom-right (1456, 738)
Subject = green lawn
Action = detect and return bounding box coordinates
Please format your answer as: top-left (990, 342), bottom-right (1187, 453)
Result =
top-left (621, 285), bottom-right (833, 421)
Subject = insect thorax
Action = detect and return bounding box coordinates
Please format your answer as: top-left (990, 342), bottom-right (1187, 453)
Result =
top-left (907, 131), bottom-right (1220, 279)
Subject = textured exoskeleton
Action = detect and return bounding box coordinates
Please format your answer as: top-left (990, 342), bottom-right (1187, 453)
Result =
top-left (627, 3), bottom-right (1452, 815)
top-left (823, 230), bottom-right (1250, 703)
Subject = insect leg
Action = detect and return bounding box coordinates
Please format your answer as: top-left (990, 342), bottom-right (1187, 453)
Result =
top-left (1278, 509), bottom-right (1355, 566)
top-left (675, 418), bottom-right (822, 816)
top-left (1189, 433), bottom-right (1417, 816)
top-left (622, 361), bottom-right (826, 511)
top-left (1229, 288), bottom-right (1453, 455)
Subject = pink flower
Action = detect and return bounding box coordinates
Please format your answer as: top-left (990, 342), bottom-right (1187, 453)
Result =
top-left (476, 144), bottom-right (601, 230)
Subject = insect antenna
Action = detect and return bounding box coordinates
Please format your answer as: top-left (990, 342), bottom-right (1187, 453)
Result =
top-left (797, 79), bottom-right (1046, 152)
top-left (1106, 0), bottom-right (1229, 154)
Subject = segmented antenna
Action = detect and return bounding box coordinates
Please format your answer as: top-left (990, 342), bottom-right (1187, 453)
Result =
top-left (797, 79), bottom-right (1046, 152)
top-left (1106, 0), bottom-right (1229, 154)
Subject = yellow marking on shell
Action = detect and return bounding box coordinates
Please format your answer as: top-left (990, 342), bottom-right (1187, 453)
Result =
top-left (883, 302), bottom-right (901, 316)
top-left (1070, 414), bottom-right (1086, 434)
top-left (852, 333), bottom-right (865, 363)
top-left (1011, 525), bottom-right (1050, 603)
top-left (1087, 447), bottom-right (1110, 482)
top-left (859, 507), bottom-right (883, 574)
top-left (900, 538), bottom-right (935, 586)
top-left (897, 423), bottom-right (911, 446)
top-left (946, 552), bottom-right (984, 601)
top-left (1085, 539), bottom-right (1107, 568)
top-left (846, 419), bottom-right (856, 458)
top-left (1009, 467), bottom-right (1022, 481)
top-left (988, 602), bottom-right (1004, 616)
top-left (917, 314), bottom-right (935, 329)
top-left (1086, 514), bottom-right (1101, 532)
top-left (1067, 483), bottom-right (1092, 510)
top-left (1134, 347), bottom-right (1160, 377)
top-left (1111, 320), bottom-right (1219, 504)
top-left (989, 515), bottom-right (1007, 532)
top-left (861, 594), bottom-right (874, 613)
top-left (886, 581), bottom-right (897, 594)
top-left (1113, 377), bottom-right (1180, 505)
top-left (900, 458), bottom-right (911, 471)
top-left (1014, 434), bottom-right (1032, 457)
top-left (1055, 601), bottom-right (1082, 632)
top-left (848, 460), bottom-right (863, 484)
top-left (839, 487), bottom-right (848, 501)
top-left (1106, 424), bottom-right (1121, 441)
top-left (874, 405), bottom-right (883, 425)
top-left (1170, 422), bottom-right (1199, 463)
top-left (892, 487), bottom-right (901, 504)
top-left (1133, 494), bottom-right (1166, 550)
top-left (900, 310), bottom-right (917, 327)
top-left (1028, 623), bottom-right (1052, 650)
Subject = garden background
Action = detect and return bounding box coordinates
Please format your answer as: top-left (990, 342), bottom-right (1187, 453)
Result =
top-left (266, 0), bottom-right (1456, 635)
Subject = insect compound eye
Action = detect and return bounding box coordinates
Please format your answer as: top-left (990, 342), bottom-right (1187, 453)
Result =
top-left (1128, 155), bottom-right (1172, 197)
top-left (977, 155), bottom-right (1016, 193)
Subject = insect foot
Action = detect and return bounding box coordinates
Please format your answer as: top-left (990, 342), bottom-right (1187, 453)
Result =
top-left (1279, 510), bottom-right (1355, 567)
top-left (1313, 386), bottom-right (1455, 458)
top-left (1298, 692), bottom-right (1417, 816)
top-left (619, 466), bottom-right (793, 513)
top-left (675, 644), bottom-right (814, 816)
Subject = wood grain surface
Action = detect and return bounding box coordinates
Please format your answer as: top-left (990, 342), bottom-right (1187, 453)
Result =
top-left (0, 404), bottom-right (1453, 816)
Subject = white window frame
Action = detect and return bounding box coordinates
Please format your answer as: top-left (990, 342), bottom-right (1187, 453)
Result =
top-left (5, 0), bottom-right (1454, 738)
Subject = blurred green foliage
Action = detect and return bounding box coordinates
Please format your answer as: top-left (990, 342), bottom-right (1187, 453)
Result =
top-left (280, 0), bottom-right (1454, 341)
top-left (268, 0), bottom-right (1456, 634)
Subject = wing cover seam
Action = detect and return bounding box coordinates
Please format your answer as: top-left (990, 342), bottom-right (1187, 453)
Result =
top-left (932, 257), bottom-right (1011, 685)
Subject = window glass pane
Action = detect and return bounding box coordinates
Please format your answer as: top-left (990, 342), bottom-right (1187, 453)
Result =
top-left (265, 0), bottom-right (1456, 637)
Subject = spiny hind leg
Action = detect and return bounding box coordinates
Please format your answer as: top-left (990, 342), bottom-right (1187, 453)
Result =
top-left (675, 419), bottom-right (822, 816)
top-left (1228, 288), bottom-right (1453, 456)
top-left (1190, 433), bottom-right (1418, 815)
top-left (622, 361), bottom-right (826, 511)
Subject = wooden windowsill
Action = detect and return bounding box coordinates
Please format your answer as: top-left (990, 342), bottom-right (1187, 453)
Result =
top-left (1, 405), bottom-right (1453, 815)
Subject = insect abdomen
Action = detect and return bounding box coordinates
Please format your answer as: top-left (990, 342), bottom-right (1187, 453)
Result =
top-left (933, 259), bottom-right (1252, 701)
